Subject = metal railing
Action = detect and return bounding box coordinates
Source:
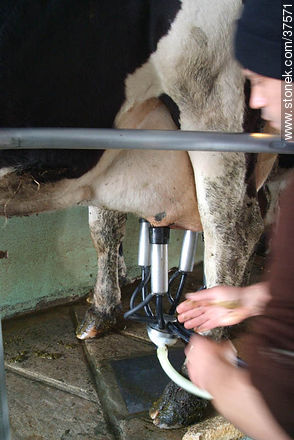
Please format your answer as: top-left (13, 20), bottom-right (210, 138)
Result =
top-left (0, 128), bottom-right (293, 153)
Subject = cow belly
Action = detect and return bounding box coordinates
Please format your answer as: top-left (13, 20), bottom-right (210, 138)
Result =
top-left (86, 149), bottom-right (201, 231)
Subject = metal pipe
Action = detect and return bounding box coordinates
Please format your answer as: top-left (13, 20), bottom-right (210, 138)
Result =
top-left (179, 231), bottom-right (198, 273)
top-left (150, 227), bottom-right (170, 295)
top-left (138, 219), bottom-right (151, 267)
top-left (151, 244), bottom-right (169, 294)
top-left (0, 321), bottom-right (10, 440)
top-left (0, 128), bottom-right (292, 153)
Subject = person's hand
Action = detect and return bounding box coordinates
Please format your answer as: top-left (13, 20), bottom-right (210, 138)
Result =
top-left (177, 286), bottom-right (247, 332)
top-left (177, 283), bottom-right (270, 332)
top-left (184, 334), bottom-right (236, 392)
top-left (185, 335), bottom-right (292, 440)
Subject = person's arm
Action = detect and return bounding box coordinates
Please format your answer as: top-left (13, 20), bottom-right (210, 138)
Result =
top-left (177, 282), bottom-right (270, 332)
top-left (185, 335), bottom-right (292, 440)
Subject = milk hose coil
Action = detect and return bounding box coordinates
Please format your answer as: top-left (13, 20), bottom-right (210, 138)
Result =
top-left (147, 324), bottom-right (213, 400)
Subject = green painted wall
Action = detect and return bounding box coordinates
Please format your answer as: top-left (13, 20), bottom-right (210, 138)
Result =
top-left (0, 208), bottom-right (203, 319)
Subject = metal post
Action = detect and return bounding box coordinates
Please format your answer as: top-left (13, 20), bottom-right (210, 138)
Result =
top-left (0, 320), bottom-right (10, 440)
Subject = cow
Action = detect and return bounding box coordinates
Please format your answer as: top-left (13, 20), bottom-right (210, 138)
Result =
top-left (0, 0), bottom-right (277, 429)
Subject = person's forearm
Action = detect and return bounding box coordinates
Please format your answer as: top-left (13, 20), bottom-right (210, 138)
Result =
top-left (209, 366), bottom-right (291, 440)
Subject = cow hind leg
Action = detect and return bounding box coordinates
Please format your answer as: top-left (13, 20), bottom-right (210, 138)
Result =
top-left (191, 152), bottom-right (264, 290)
top-left (76, 97), bottom-right (183, 340)
top-left (118, 242), bottom-right (129, 286)
top-left (76, 206), bottom-right (127, 339)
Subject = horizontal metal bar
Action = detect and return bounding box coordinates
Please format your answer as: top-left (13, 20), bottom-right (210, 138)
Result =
top-left (0, 128), bottom-right (293, 154)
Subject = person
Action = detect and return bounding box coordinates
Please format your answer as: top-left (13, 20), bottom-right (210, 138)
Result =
top-left (177, 1), bottom-right (294, 439)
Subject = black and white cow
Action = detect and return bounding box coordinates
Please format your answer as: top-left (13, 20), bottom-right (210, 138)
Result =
top-left (0, 0), bottom-right (276, 429)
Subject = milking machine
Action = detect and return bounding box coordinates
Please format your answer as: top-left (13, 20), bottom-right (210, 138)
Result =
top-left (124, 219), bottom-right (213, 400)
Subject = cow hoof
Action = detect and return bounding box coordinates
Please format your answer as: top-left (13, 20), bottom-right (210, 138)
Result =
top-left (76, 306), bottom-right (122, 340)
top-left (149, 380), bottom-right (208, 429)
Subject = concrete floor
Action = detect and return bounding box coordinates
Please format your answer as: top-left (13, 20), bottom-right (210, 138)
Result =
top-left (2, 262), bottom-right (263, 440)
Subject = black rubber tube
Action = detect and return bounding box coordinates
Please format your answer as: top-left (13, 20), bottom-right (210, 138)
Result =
top-left (141, 267), bottom-right (153, 317)
top-left (166, 322), bottom-right (190, 343)
top-left (156, 295), bottom-right (165, 330)
top-left (126, 314), bottom-right (157, 324)
top-left (167, 270), bottom-right (181, 305)
top-left (124, 293), bottom-right (154, 319)
top-left (169, 273), bottom-right (187, 315)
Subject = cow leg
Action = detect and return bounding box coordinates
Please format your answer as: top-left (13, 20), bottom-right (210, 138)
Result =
top-left (118, 242), bottom-right (129, 286)
top-left (190, 151), bottom-right (264, 289)
top-left (76, 206), bottom-right (127, 339)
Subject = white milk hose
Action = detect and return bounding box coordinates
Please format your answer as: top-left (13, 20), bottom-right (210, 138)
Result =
top-left (157, 345), bottom-right (213, 400)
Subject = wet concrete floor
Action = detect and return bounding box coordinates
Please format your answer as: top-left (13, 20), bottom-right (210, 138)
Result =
top-left (3, 261), bottom-right (264, 440)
